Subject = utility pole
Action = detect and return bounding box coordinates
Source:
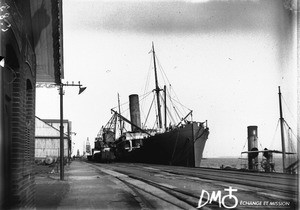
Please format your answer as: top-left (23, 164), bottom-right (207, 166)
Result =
top-left (59, 81), bottom-right (86, 180)
top-left (59, 83), bottom-right (64, 180)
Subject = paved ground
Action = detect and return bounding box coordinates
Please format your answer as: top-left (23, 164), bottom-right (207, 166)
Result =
top-left (35, 175), bottom-right (69, 209)
top-left (35, 160), bottom-right (143, 210)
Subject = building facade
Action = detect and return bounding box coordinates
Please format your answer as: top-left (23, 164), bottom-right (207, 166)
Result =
top-left (35, 117), bottom-right (71, 160)
top-left (0, 0), bottom-right (63, 208)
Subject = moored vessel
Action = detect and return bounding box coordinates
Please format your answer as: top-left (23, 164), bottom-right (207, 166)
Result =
top-left (94, 43), bottom-right (209, 167)
top-left (240, 87), bottom-right (298, 173)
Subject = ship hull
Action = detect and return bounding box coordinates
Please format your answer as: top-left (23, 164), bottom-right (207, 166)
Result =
top-left (115, 122), bottom-right (209, 167)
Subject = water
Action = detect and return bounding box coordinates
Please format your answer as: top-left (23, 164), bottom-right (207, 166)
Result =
top-left (200, 156), bottom-right (292, 173)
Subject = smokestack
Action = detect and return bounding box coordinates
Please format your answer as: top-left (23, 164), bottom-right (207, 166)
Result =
top-left (247, 126), bottom-right (258, 171)
top-left (129, 94), bottom-right (141, 132)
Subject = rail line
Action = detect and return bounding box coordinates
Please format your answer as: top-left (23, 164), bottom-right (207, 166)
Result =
top-left (89, 163), bottom-right (198, 209)
top-left (110, 163), bottom-right (297, 196)
top-left (88, 162), bottom-right (297, 209)
top-left (124, 174), bottom-right (248, 210)
top-left (160, 167), bottom-right (296, 195)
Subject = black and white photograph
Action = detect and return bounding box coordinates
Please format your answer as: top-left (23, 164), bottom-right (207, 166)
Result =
top-left (0, 0), bottom-right (298, 209)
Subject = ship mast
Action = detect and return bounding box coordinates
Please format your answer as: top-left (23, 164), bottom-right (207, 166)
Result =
top-left (118, 93), bottom-right (123, 135)
top-left (278, 86), bottom-right (286, 173)
top-left (152, 42), bottom-right (162, 128)
top-left (164, 85), bottom-right (167, 129)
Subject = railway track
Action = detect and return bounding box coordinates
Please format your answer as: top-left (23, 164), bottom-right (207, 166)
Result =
top-left (112, 163), bottom-right (297, 195)
top-left (89, 163), bottom-right (198, 209)
top-left (88, 162), bottom-right (297, 209)
top-left (154, 165), bottom-right (297, 195)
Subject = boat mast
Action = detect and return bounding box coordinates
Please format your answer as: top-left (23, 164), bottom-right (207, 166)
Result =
top-left (152, 42), bottom-right (162, 128)
top-left (278, 86), bottom-right (286, 173)
top-left (164, 85), bottom-right (167, 129)
top-left (118, 93), bottom-right (123, 135)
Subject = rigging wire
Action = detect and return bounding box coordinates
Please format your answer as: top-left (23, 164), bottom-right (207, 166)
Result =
top-left (166, 105), bottom-right (176, 125)
top-left (167, 87), bottom-right (180, 123)
top-left (281, 94), bottom-right (296, 123)
top-left (151, 116), bottom-right (158, 131)
top-left (173, 106), bottom-right (182, 122)
top-left (283, 119), bottom-right (299, 143)
top-left (165, 86), bottom-right (187, 123)
top-left (236, 138), bottom-right (248, 168)
top-left (111, 91), bottom-right (152, 114)
top-left (168, 80), bottom-right (187, 114)
top-left (111, 100), bottom-right (129, 111)
top-left (156, 55), bottom-right (181, 107)
top-left (155, 55), bottom-right (171, 86)
top-left (269, 119), bottom-right (280, 149)
top-left (283, 120), bottom-right (298, 152)
top-left (285, 125), bottom-right (297, 168)
top-left (139, 91), bottom-right (154, 121)
top-left (144, 94), bottom-right (155, 128)
top-left (287, 128), bottom-right (296, 153)
top-left (141, 55), bottom-right (154, 111)
top-left (155, 54), bottom-right (190, 120)
top-left (169, 91), bottom-right (185, 120)
top-left (168, 91), bottom-right (192, 111)
top-left (167, 85), bottom-right (190, 121)
top-left (258, 138), bottom-right (264, 151)
top-left (160, 92), bottom-right (177, 125)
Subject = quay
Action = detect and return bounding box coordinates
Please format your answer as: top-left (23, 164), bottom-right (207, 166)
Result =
top-left (36, 161), bottom-right (142, 210)
top-left (35, 160), bottom-right (297, 210)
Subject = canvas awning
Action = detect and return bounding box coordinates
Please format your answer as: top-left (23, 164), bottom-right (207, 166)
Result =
top-left (30, 0), bottom-right (63, 84)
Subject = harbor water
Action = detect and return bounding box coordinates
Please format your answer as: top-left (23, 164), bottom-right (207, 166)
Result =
top-left (200, 156), bottom-right (291, 173)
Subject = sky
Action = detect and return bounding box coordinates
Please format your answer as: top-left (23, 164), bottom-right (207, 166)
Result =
top-left (36, 0), bottom-right (298, 158)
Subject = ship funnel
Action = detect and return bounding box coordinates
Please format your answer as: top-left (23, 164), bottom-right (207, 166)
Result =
top-left (247, 126), bottom-right (258, 171)
top-left (129, 94), bottom-right (141, 132)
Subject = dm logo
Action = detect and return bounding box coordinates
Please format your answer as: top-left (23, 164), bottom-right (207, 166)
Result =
top-left (197, 186), bottom-right (238, 209)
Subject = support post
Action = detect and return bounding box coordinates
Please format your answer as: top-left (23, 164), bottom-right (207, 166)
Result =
top-left (0, 32), bottom-right (3, 207)
top-left (58, 81), bottom-right (86, 180)
top-left (67, 123), bottom-right (70, 164)
top-left (59, 84), bottom-right (64, 180)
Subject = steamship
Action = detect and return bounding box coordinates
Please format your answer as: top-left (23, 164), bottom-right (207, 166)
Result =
top-left (240, 87), bottom-right (298, 174)
top-left (94, 43), bottom-right (209, 167)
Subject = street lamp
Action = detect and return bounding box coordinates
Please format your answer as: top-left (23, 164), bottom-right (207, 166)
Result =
top-left (59, 81), bottom-right (86, 181)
